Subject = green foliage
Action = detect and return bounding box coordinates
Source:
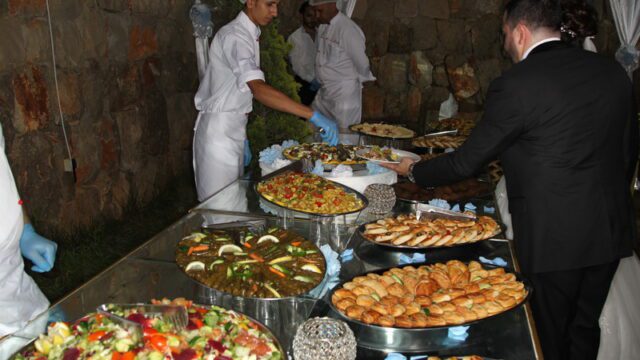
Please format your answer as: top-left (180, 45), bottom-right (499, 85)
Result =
top-left (247, 19), bottom-right (313, 168)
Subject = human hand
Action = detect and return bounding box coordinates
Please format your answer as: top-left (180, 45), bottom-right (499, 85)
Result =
top-left (309, 79), bottom-right (321, 92)
top-left (310, 112), bottom-right (339, 146)
top-left (379, 157), bottom-right (417, 176)
top-left (19, 224), bottom-right (57, 272)
top-left (244, 139), bottom-right (252, 167)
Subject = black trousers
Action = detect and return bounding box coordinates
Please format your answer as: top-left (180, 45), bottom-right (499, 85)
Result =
top-left (295, 75), bottom-right (317, 106)
top-left (526, 261), bottom-right (619, 360)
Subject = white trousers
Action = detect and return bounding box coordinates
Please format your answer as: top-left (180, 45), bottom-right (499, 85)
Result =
top-left (193, 112), bottom-right (247, 202)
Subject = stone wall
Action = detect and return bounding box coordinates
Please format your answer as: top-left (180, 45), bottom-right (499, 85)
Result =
top-left (277, 0), bottom-right (625, 132)
top-left (0, 0), bottom-right (204, 232)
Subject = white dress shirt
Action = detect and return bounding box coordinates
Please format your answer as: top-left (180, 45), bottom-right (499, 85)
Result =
top-left (194, 11), bottom-right (265, 114)
top-left (288, 26), bottom-right (316, 83)
top-left (522, 37), bottom-right (561, 60)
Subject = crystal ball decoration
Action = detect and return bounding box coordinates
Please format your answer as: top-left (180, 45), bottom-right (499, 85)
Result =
top-left (364, 183), bottom-right (396, 214)
top-left (292, 317), bottom-right (357, 360)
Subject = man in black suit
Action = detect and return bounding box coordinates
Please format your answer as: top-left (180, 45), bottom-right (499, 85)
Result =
top-left (383, 0), bottom-right (638, 358)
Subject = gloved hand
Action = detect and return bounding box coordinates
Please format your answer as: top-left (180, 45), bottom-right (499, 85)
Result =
top-left (19, 224), bottom-right (57, 273)
top-left (309, 79), bottom-right (321, 92)
top-left (310, 112), bottom-right (339, 146)
top-left (244, 139), bottom-right (252, 167)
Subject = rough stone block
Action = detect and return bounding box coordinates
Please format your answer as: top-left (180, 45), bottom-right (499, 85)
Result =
top-left (470, 15), bottom-right (502, 60)
top-left (475, 58), bottom-right (503, 99)
top-left (130, 0), bottom-right (171, 17)
top-left (0, 18), bottom-right (26, 65)
top-left (351, 0), bottom-right (368, 19)
top-left (128, 24), bottom-right (158, 61)
top-left (22, 19), bottom-right (49, 63)
top-left (8, 0), bottom-right (45, 17)
top-left (12, 66), bottom-right (50, 133)
top-left (419, 0), bottom-right (450, 19)
top-left (96, 0), bottom-right (129, 13)
top-left (76, 9), bottom-right (108, 60)
top-left (70, 126), bottom-right (99, 185)
top-left (384, 92), bottom-right (407, 118)
top-left (160, 53), bottom-right (198, 93)
top-left (432, 64), bottom-right (449, 87)
top-left (388, 21), bottom-right (412, 54)
top-left (58, 71), bottom-right (81, 115)
top-left (114, 107), bottom-right (143, 173)
top-left (407, 86), bottom-right (422, 122)
top-left (362, 18), bottom-right (389, 57)
top-left (98, 115), bottom-right (120, 173)
top-left (436, 19), bottom-right (470, 53)
top-left (48, 0), bottom-right (84, 20)
top-left (395, 0), bottom-right (418, 18)
top-left (166, 93), bottom-right (196, 175)
top-left (423, 85), bottom-right (450, 109)
top-left (446, 57), bottom-right (480, 100)
top-left (110, 64), bottom-right (141, 111)
top-left (104, 12), bottom-right (130, 62)
top-left (53, 20), bottom-right (84, 68)
top-left (408, 51), bottom-right (433, 89)
top-left (367, 0), bottom-right (394, 20)
top-left (378, 53), bottom-right (408, 92)
top-left (362, 85), bottom-right (385, 120)
top-left (411, 17), bottom-right (437, 50)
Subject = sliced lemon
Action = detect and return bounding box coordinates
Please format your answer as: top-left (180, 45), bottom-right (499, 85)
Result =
top-left (182, 232), bottom-right (207, 242)
top-left (301, 264), bottom-right (322, 274)
top-left (35, 338), bottom-right (52, 355)
top-left (185, 261), bottom-right (206, 271)
top-left (257, 235), bottom-right (279, 244)
top-left (264, 284), bottom-right (282, 298)
top-left (268, 255), bottom-right (293, 265)
top-left (218, 244), bottom-right (243, 256)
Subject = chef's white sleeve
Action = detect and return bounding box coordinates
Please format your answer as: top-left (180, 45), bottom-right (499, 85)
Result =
top-left (222, 35), bottom-right (265, 93)
top-left (343, 26), bottom-right (375, 83)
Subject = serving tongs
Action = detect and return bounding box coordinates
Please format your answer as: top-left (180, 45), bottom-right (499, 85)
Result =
top-left (416, 204), bottom-right (477, 222)
top-left (97, 303), bottom-right (189, 336)
top-left (422, 129), bottom-right (459, 137)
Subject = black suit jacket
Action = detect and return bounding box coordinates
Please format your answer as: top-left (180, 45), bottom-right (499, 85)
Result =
top-left (413, 41), bottom-right (638, 273)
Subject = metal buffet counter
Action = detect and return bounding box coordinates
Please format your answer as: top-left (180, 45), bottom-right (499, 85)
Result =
top-left (0, 176), bottom-right (541, 359)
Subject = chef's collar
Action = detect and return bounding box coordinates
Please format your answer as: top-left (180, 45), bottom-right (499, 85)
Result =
top-left (238, 11), bottom-right (261, 40)
top-left (522, 37), bottom-right (561, 60)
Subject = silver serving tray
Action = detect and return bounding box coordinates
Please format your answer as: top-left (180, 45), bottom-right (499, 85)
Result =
top-left (356, 219), bottom-right (503, 251)
top-left (327, 263), bottom-right (532, 352)
top-left (255, 161), bottom-right (368, 217)
top-left (9, 303), bottom-right (286, 360)
top-left (282, 143), bottom-right (367, 171)
top-left (176, 223), bottom-right (328, 301)
top-left (393, 180), bottom-right (495, 205)
top-left (349, 123), bottom-right (416, 140)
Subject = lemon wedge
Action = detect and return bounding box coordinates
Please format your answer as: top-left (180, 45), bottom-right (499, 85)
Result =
top-left (218, 244), bottom-right (243, 256)
top-left (257, 235), bottom-right (279, 244)
top-left (185, 261), bottom-right (205, 271)
top-left (35, 338), bottom-right (52, 355)
top-left (182, 232), bottom-right (207, 242)
top-left (301, 264), bottom-right (322, 274)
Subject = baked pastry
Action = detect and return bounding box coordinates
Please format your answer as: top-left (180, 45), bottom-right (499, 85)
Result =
top-left (332, 262), bottom-right (527, 328)
top-left (282, 143), bottom-right (365, 165)
top-left (351, 123), bottom-right (415, 139)
top-left (412, 135), bottom-right (467, 149)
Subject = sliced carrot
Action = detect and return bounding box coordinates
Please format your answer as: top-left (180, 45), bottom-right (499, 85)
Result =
top-left (269, 267), bottom-right (286, 278)
top-left (300, 258), bottom-right (318, 264)
top-left (243, 242), bottom-right (252, 249)
top-left (121, 352), bottom-right (135, 360)
top-left (291, 241), bottom-right (302, 246)
top-left (187, 245), bottom-right (209, 255)
top-left (111, 352), bottom-right (122, 360)
top-left (248, 253), bottom-right (264, 262)
top-left (88, 330), bottom-right (107, 342)
top-left (191, 317), bottom-right (204, 329)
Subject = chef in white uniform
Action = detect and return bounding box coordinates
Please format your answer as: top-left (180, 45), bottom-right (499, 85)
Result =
top-left (310, 0), bottom-right (375, 144)
top-left (287, 1), bottom-right (319, 105)
top-left (0, 125), bottom-right (57, 337)
top-left (194, 0), bottom-right (339, 202)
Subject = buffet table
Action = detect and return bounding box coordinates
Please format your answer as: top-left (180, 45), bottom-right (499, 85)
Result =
top-left (0, 175), bottom-right (541, 359)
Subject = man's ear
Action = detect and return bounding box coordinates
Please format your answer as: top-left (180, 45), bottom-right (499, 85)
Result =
top-left (246, 0), bottom-right (256, 10)
top-left (515, 22), bottom-right (530, 46)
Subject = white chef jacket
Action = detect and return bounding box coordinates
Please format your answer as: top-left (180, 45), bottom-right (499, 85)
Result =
top-left (0, 125), bottom-right (49, 336)
top-left (313, 12), bottom-right (375, 143)
top-left (194, 11), bottom-right (265, 114)
top-left (287, 26), bottom-right (316, 83)
top-left (192, 11), bottom-right (265, 202)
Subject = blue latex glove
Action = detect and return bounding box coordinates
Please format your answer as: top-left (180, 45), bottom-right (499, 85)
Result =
top-left (340, 248), bottom-right (354, 263)
top-left (310, 112), bottom-right (339, 146)
top-left (19, 224), bottom-right (57, 273)
top-left (447, 326), bottom-right (470, 341)
top-left (309, 79), bottom-right (321, 92)
top-left (479, 256), bottom-right (508, 267)
top-left (244, 139), bottom-right (252, 167)
top-left (399, 253), bottom-right (426, 265)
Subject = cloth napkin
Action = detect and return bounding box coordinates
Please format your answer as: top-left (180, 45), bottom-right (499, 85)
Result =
top-left (479, 256), bottom-right (508, 267)
top-left (311, 159), bottom-right (324, 176)
top-left (281, 139), bottom-right (299, 149)
top-left (384, 354), bottom-right (428, 360)
top-left (259, 144), bottom-right (283, 165)
top-left (399, 253), bottom-right (426, 265)
top-left (330, 164), bottom-right (353, 177)
top-left (340, 248), bottom-right (354, 263)
top-left (366, 161), bottom-right (389, 175)
top-left (483, 205), bottom-right (495, 214)
top-left (447, 325), bottom-right (470, 341)
top-left (309, 244), bottom-right (341, 298)
top-left (464, 202), bottom-right (477, 212)
top-left (428, 198), bottom-right (450, 210)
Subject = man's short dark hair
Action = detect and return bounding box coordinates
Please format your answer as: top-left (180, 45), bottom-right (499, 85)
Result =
top-left (299, 1), bottom-right (310, 15)
top-left (504, 0), bottom-right (562, 31)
